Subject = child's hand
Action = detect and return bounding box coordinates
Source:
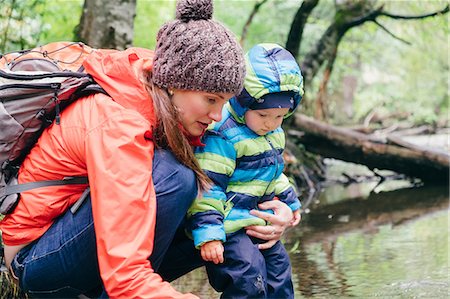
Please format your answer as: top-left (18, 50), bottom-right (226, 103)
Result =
top-left (290, 209), bottom-right (301, 226)
top-left (200, 240), bottom-right (224, 264)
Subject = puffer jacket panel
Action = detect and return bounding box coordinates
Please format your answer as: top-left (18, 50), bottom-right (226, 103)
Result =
top-left (188, 108), bottom-right (300, 248)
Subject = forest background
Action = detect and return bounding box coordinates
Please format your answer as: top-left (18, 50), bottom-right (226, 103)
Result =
top-left (1, 0), bottom-right (449, 191)
top-left (0, 1), bottom-right (449, 297)
top-left (1, 0), bottom-right (448, 129)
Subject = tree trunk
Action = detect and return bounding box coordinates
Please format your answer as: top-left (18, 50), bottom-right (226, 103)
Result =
top-left (314, 48), bottom-right (336, 120)
top-left (285, 0), bottom-right (319, 58)
top-left (290, 114), bottom-right (450, 183)
top-left (300, 0), bottom-right (376, 90)
top-left (76, 0), bottom-right (136, 50)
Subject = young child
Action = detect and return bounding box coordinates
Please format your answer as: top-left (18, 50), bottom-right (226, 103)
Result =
top-left (187, 43), bottom-right (303, 298)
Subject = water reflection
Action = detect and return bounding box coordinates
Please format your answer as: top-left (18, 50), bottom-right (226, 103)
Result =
top-left (289, 184), bottom-right (449, 298)
top-left (172, 184), bottom-right (449, 298)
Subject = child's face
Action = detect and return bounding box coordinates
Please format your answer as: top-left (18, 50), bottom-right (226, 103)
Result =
top-left (244, 107), bottom-right (289, 136)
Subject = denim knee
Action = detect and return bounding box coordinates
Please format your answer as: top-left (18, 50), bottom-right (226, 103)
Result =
top-left (169, 160), bottom-right (197, 203)
top-left (153, 149), bottom-right (198, 207)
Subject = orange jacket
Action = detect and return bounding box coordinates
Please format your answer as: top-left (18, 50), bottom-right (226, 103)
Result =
top-left (0, 48), bottom-right (197, 298)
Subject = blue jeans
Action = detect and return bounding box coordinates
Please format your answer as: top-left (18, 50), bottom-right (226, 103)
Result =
top-left (11, 149), bottom-right (197, 298)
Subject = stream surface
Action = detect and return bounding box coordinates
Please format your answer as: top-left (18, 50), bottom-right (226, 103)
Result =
top-left (173, 167), bottom-right (449, 298)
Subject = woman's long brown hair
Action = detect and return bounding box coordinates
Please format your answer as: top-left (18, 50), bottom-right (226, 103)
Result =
top-left (143, 71), bottom-right (211, 192)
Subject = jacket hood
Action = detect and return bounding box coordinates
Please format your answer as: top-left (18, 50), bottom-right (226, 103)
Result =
top-left (83, 47), bottom-right (156, 125)
top-left (230, 43), bottom-right (303, 123)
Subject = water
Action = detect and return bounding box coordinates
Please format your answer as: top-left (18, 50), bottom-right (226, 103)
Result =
top-left (172, 181), bottom-right (449, 298)
top-left (289, 209), bottom-right (449, 298)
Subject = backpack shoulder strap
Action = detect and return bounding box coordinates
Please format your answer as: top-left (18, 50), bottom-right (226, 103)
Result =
top-left (1, 176), bottom-right (88, 198)
top-left (73, 82), bottom-right (108, 99)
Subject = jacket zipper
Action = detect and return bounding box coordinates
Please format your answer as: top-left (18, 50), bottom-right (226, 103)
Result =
top-left (263, 135), bottom-right (279, 198)
top-left (0, 82), bottom-right (61, 91)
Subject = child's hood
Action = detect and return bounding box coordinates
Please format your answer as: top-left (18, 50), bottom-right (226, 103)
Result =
top-left (229, 43), bottom-right (303, 124)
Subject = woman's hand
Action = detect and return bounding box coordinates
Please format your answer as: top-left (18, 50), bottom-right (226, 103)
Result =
top-left (291, 209), bottom-right (301, 227)
top-left (245, 200), bottom-right (294, 250)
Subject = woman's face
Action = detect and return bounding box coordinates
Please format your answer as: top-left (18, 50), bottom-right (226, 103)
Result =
top-left (171, 90), bottom-right (234, 136)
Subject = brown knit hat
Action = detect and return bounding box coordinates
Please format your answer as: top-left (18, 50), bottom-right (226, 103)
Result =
top-left (152, 0), bottom-right (245, 95)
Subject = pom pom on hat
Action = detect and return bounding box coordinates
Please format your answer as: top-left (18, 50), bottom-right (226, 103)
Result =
top-left (176, 0), bottom-right (213, 21)
top-left (152, 0), bottom-right (245, 95)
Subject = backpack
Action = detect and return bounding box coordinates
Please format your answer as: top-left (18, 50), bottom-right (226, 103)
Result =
top-left (0, 42), bottom-right (105, 215)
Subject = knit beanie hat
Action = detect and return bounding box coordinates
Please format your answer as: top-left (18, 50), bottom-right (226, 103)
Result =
top-left (152, 0), bottom-right (245, 95)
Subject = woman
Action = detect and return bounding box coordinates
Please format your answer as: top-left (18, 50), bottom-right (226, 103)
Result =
top-left (1, 0), bottom-right (294, 298)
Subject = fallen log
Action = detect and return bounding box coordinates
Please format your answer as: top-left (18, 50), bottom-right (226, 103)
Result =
top-left (289, 115), bottom-right (450, 183)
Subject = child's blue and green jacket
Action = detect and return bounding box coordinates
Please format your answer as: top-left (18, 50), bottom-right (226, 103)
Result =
top-left (187, 44), bottom-right (304, 248)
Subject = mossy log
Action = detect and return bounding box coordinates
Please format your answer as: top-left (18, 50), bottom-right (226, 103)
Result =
top-left (289, 115), bottom-right (449, 183)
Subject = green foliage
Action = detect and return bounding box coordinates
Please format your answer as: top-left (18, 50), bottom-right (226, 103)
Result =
top-left (301, 0), bottom-right (449, 126)
top-left (349, 0), bottom-right (449, 125)
top-left (0, 271), bottom-right (28, 299)
top-left (0, 0), bottom-right (83, 52)
top-left (0, 0), bottom-right (46, 52)
top-left (134, 0), bottom-right (175, 49)
top-left (40, 0), bottom-right (83, 43)
top-left (1, 0), bottom-right (447, 126)
top-left (215, 0), bottom-right (300, 52)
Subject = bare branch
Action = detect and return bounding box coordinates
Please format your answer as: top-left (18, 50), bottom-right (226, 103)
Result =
top-left (344, 4), bottom-right (449, 29)
top-left (363, 4), bottom-right (449, 45)
top-left (380, 4), bottom-right (449, 20)
top-left (342, 5), bottom-right (384, 30)
top-left (240, 0), bottom-right (269, 46)
top-left (303, 3), bottom-right (449, 86)
top-left (373, 20), bottom-right (411, 45)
